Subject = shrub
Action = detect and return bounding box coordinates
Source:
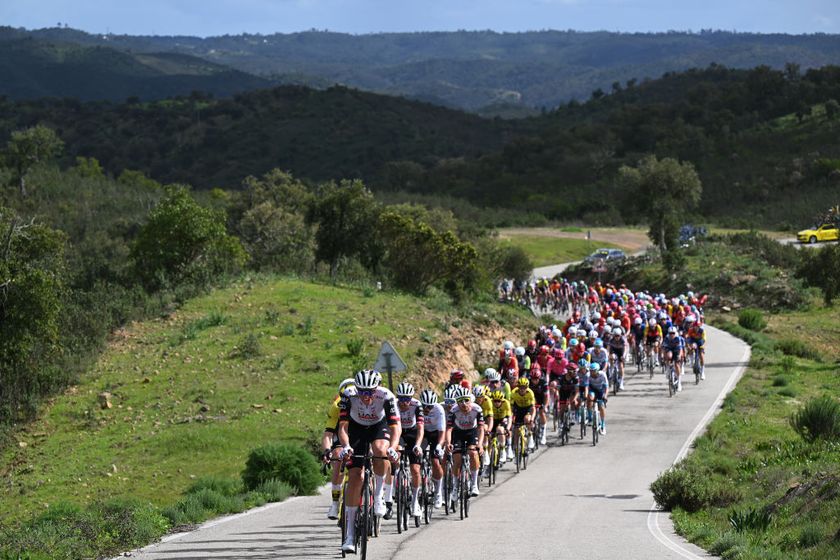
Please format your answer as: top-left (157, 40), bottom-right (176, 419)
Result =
top-left (790, 395), bottom-right (840, 442)
top-left (187, 476), bottom-right (243, 497)
top-left (231, 333), bottom-right (262, 359)
top-left (738, 308), bottom-right (766, 331)
top-left (775, 338), bottom-right (821, 361)
top-left (778, 387), bottom-right (797, 398)
top-left (771, 375), bottom-right (790, 387)
top-left (94, 497), bottom-right (170, 547)
top-left (798, 523), bottom-right (823, 548)
top-left (728, 506), bottom-right (772, 532)
top-left (346, 337), bottom-right (365, 358)
top-left (709, 531), bottom-right (746, 557)
top-left (254, 479), bottom-right (295, 502)
top-left (242, 443), bottom-right (322, 495)
top-left (650, 466), bottom-right (709, 512)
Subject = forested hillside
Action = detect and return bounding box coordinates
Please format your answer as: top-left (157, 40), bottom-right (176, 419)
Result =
top-left (0, 85), bottom-right (510, 187)
top-left (3, 64), bottom-right (839, 228)
top-left (3, 26), bottom-right (840, 110)
top-left (0, 38), bottom-right (274, 101)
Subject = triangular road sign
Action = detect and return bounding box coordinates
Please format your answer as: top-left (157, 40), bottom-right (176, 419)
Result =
top-left (373, 341), bottom-right (407, 372)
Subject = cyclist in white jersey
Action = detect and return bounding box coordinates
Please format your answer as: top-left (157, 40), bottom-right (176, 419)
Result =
top-left (420, 389), bottom-right (447, 508)
top-left (338, 370), bottom-right (401, 553)
top-left (395, 382), bottom-right (425, 517)
top-left (446, 386), bottom-right (485, 498)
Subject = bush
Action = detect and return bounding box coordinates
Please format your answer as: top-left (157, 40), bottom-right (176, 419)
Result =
top-left (738, 308), bottom-right (767, 331)
top-left (650, 466), bottom-right (709, 512)
top-left (346, 337), bottom-right (365, 358)
top-left (242, 443), bottom-right (322, 495)
top-left (778, 387), bottom-right (797, 398)
top-left (771, 375), bottom-right (790, 387)
top-left (254, 479), bottom-right (295, 502)
top-left (775, 338), bottom-right (821, 361)
top-left (187, 475), bottom-right (243, 497)
top-left (709, 531), bottom-right (746, 557)
top-left (728, 506), bottom-right (772, 532)
top-left (798, 523), bottom-right (823, 548)
top-left (231, 333), bottom-right (262, 359)
top-left (790, 395), bottom-right (840, 442)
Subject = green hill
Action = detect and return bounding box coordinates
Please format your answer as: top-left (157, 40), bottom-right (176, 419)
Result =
top-left (4, 26), bottom-right (840, 110)
top-left (0, 275), bottom-right (535, 526)
top-left (0, 38), bottom-right (274, 101)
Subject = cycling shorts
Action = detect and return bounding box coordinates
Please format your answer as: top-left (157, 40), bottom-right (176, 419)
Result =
top-left (689, 338), bottom-right (705, 348)
top-left (347, 418), bottom-right (392, 469)
top-left (610, 347), bottom-right (625, 360)
top-left (558, 389), bottom-right (576, 403)
top-left (589, 387), bottom-right (606, 402)
top-left (424, 430), bottom-right (442, 451)
top-left (399, 428), bottom-right (422, 466)
top-left (512, 407), bottom-right (530, 425)
top-left (578, 387), bottom-right (588, 399)
top-left (451, 427), bottom-right (478, 452)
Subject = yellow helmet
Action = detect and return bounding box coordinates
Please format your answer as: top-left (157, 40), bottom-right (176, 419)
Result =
top-left (517, 377), bottom-right (530, 388)
top-left (490, 390), bottom-right (505, 401)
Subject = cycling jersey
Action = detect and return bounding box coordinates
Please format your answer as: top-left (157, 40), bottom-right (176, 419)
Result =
top-left (687, 325), bottom-right (706, 345)
top-left (477, 398), bottom-right (494, 421)
top-left (325, 396), bottom-right (341, 433)
top-left (589, 372), bottom-right (609, 392)
top-left (491, 399), bottom-right (512, 421)
top-left (557, 374), bottom-right (579, 399)
top-left (510, 388), bottom-right (536, 410)
top-left (398, 398), bottom-right (424, 430)
top-left (589, 347), bottom-right (608, 369)
top-left (339, 387), bottom-right (399, 426)
top-left (529, 378), bottom-right (549, 405)
top-left (423, 403), bottom-right (446, 433)
top-left (577, 371), bottom-right (590, 388)
top-left (662, 335), bottom-right (685, 352)
top-left (447, 402), bottom-right (485, 430)
top-left (643, 324), bottom-right (663, 340)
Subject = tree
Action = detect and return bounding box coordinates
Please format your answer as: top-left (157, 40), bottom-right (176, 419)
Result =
top-left (0, 208), bottom-right (66, 422)
top-left (131, 185), bottom-right (247, 289)
top-left (307, 180), bottom-right (379, 278)
top-left (797, 243), bottom-right (840, 305)
top-left (4, 125), bottom-right (64, 196)
top-left (379, 210), bottom-right (478, 297)
top-left (239, 202), bottom-right (315, 273)
top-left (619, 155), bottom-right (702, 266)
top-left (824, 99), bottom-right (839, 121)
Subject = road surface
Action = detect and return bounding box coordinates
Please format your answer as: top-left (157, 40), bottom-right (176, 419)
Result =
top-left (119, 325), bottom-right (749, 560)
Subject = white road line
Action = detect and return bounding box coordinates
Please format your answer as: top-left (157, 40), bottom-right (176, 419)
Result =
top-left (646, 338), bottom-right (751, 559)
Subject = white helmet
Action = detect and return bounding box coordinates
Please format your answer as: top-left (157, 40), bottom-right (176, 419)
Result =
top-left (551, 328), bottom-right (562, 338)
top-left (503, 340), bottom-right (514, 351)
top-left (396, 381), bottom-right (415, 397)
top-left (592, 312), bottom-right (601, 320)
top-left (634, 317), bottom-right (643, 325)
top-left (515, 346), bottom-right (525, 357)
top-left (613, 327), bottom-right (623, 335)
top-left (589, 329), bottom-right (598, 339)
top-left (354, 369), bottom-right (382, 389)
top-left (483, 368), bottom-right (501, 382)
top-left (338, 378), bottom-right (355, 395)
top-left (420, 389), bottom-right (438, 406)
top-left (443, 384), bottom-right (460, 403)
top-left (472, 386), bottom-right (486, 399)
top-left (649, 318), bottom-right (657, 326)
top-left (456, 386), bottom-right (472, 401)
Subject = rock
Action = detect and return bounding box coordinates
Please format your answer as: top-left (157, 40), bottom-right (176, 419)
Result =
top-left (112, 464), bottom-right (118, 473)
top-left (251, 404), bottom-right (264, 409)
top-left (142, 377), bottom-right (151, 384)
top-left (722, 306), bottom-right (732, 312)
top-left (98, 392), bottom-right (113, 409)
top-left (18, 441), bottom-right (27, 448)
top-left (199, 404), bottom-right (210, 413)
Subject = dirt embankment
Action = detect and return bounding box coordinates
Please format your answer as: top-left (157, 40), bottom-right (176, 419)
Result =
top-left (411, 322), bottom-right (526, 388)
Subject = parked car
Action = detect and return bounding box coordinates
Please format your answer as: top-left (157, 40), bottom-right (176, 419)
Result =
top-left (584, 248), bottom-right (625, 264)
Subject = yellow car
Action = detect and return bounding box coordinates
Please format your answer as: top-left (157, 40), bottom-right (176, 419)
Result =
top-left (797, 224), bottom-right (839, 244)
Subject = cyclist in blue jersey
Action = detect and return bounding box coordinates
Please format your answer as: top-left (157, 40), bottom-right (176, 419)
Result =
top-left (662, 326), bottom-right (686, 391)
top-left (587, 363), bottom-right (609, 435)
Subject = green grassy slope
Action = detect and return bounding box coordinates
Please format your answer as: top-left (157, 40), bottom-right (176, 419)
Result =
top-left (0, 276), bottom-right (537, 525)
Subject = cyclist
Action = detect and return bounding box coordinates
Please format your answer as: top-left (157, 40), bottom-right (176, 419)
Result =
top-left (587, 362), bottom-right (609, 435)
top-left (420, 389), bottom-right (447, 509)
top-left (510, 377), bottom-right (536, 452)
top-left (483, 367), bottom-right (511, 400)
top-left (473, 386), bottom-right (494, 469)
top-left (528, 365), bottom-right (549, 445)
top-left (490, 389), bottom-right (513, 463)
top-left (589, 338), bottom-right (608, 372)
top-left (643, 318), bottom-right (663, 367)
top-left (577, 363), bottom-right (590, 424)
top-left (525, 339), bottom-right (539, 366)
top-left (445, 386), bottom-right (484, 499)
top-left (557, 362), bottom-right (579, 423)
top-left (443, 384), bottom-right (460, 409)
top-left (515, 346), bottom-right (530, 374)
top-left (446, 369), bottom-right (470, 390)
top-left (395, 382), bottom-right (425, 518)
top-left (338, 370), bottom-right (401, 553)
top-left (607, 326), bottom-right (627, 391)
top-left (498, 340), bottom-right (514, 372)
top-left (685, 315), bottom-right (706, 380)
top-left (630, 317), bottom-right (646, 366)
top-left (662, 326), bottom-right (686, 391)
top-left (322, 378), bottom-right (355, 519)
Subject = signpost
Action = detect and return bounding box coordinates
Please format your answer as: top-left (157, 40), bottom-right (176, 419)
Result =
top-left (373, 341), bottom-right (407, 391)
top-left (592, 258), bottom-right (607, 284)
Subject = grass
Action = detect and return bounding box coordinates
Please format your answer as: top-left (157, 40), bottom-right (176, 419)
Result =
top-left (0, 276), bottom-right (538, 529)
top-left (657, 295), bottom-right (840, 560)
top-left (498, 235), bottom-right (621, 267)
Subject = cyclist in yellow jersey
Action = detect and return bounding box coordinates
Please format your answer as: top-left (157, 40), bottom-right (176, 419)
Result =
top-left (473, 386), bottom-right (494, 468)
top-left (511, 377), bottom-right (537, 452)
top-left (321, 378), bottom-right (355, 520)
top-left (490, 390), bottom-right (513, 463)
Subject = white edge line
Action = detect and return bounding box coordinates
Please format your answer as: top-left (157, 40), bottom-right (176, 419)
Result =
top-left (109, 485), bottom-right (328, 559)
top-left (646, 332), bottom-right (751, 559)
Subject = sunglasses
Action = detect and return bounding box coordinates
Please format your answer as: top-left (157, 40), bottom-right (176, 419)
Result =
top-left (358, 389), bottom-right (375, 397)
top-left (397, 396), bottom-right (413, 403)
top-left (492, 399), bottom-right (502, 403)
top-left (456, 398), bottom-right (471, 404)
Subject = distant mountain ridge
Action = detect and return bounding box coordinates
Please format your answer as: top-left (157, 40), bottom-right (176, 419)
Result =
top-left (3, 26), bottom-right (840, 110)
top-left (0, 36), bottom-right (274, 101)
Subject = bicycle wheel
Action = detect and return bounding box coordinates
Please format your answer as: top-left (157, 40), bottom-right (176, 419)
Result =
top-left (359, 470), bottom-right (370, 560)
top-left (522, 429), bottom-right (529, 470)
top-left (443, 457), bottom-right (452, 515)
top-left (592, 408), bottom-right (599, 446)
top-left (668, 366), bottom-right (675, 397)
top-left (486, 444), bottom-right (495, 487)
top-left (579, 404), bottom-right (586, 440)
top-left (401, 467), bottom-right (410, 532)
top-left (491, 444), bottom-right (498, 485)
top-left (339, 487), bottom-right (347, 557)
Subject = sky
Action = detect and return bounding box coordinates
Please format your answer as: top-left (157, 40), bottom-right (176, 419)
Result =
top-left (1, 0), bottom-right (838, 37)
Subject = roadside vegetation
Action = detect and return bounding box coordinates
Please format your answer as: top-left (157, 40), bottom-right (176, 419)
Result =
top-left (625, 234), bottom-right (840, 560)
top-left (497, 233), bottom-right (622, 267)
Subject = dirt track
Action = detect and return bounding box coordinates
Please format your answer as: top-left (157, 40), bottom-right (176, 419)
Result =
top-left (499, 227), bottom-right (650, 252)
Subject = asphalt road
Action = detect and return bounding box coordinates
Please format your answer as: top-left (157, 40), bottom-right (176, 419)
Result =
top-left (120, 325), bottom-right (749, 560)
